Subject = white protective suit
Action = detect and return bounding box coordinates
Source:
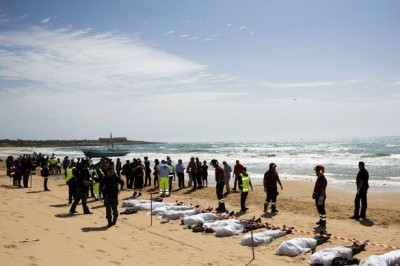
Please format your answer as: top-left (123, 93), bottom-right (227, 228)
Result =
top-left (359, 250), bottom-right (400, 266)
top-left (275, 238), bottom-right (318, 256)
top-left (309, 246), bottom-right (354, 266)
top-left (203, 219), bottom-right (244, 237)
top-left (240, 229), bottom-right (288, 246)
top-left (161, 208), bottom-right (201, 220)
top-left (150, 205), bottom-right (195, 216)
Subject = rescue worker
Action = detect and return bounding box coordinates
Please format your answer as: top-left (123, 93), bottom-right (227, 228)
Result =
top-left (158, 160), bottom-right (170, 197)
top-left (313, 165), bottom-right (327, 228)
top-left (239, 167), bottom-right (253, 212)
top-left (65, 161), bottom-right (77, 204)
top-left (263, 163), bottom-right (283, 213)
top-left (92, 163), bottom-right (105, 200)
top-left (168, 158), bottom-right (175, 193)
top-left (101, 167), bottom-right (124, 228)
top-left (210, 159), bottom-right (227, 213)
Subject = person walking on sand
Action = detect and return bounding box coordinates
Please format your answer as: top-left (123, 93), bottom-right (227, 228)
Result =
top-left (69, 159), bottom-right (92, 214)
top-left (210, 159), bottom-right (227, 213)
top-left (313, 165), bottom-right (327, 228)
top-left (239, 167), bottom-right (253, 212)
top-left (232, 160), bottom-right (243, 192)
top-left (101, 167), bottom-right (124, 227)
top-left (263, 163), bottom-right (283, 213)
top-left (222, 161), bottom-right (232, 195)
top-left (351, 161), bottom-right (369, 220)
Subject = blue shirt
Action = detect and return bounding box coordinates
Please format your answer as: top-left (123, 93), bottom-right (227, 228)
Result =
top-left (175, 163), bottom-right (185, 173)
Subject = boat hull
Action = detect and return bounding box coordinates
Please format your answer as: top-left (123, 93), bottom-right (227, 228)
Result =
top-left (81, 149), bottom-right (130, 158)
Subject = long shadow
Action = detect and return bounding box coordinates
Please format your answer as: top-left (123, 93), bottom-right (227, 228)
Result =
top-left (0, 184), bottom-right (17, 189)
top-left (183, 188), bottom-right (197, 195)
top-left (81, 226), bottom-right (109, 232)
top-left (55, 213), bottom-right (77, 218)
top-left (26, 190), bottom-right (45, 194)
top-left (91, 204), bottom-right (105, 209)
top-left (50, 203), bottom-right (69, 208)
top-left (261, 212), bottom-right (277, 218)
top-left (359, 218), bottom-right (374, 227)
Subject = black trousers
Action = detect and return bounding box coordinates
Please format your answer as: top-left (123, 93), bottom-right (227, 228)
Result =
top-left (241, 191), bottom-right (249, 210)
top-left (196, 173), bottom-right (202, 188)
top-left (266, 186), bottom-right (278, 203)
top-left (216, 181), bottom-right (225, 200)
top-left (67, 179), bottom-right (76, 204)
top-left (70, 187), bottom-right (90, 213)
top-left (126, 176), bottom-right (134, 189)
top-left (315, 196), bottom-right (326, 216)
top-left (22, 171), bottom-right (30, 188)
top-left (104, 196), bottom-right (118, 222)
top-left (354, 192), bottom-right (367, 218)
top-left (177, 172), bottom-right (185, 188)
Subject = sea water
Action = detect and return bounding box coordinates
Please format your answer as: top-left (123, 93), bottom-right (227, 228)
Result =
top-left (2, 136), bottom-right (399, 192)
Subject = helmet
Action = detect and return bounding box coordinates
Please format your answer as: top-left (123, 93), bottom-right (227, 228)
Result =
top-left (314, 165), bottom-right (324, 174)
top-left (269, 163), bottom-right (277, 169)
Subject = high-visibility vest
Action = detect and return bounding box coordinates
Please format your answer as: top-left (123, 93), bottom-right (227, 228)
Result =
top-left (65, 167), bottom-right (75, 183)
top-left (240, 174), bottom-right (250, 192)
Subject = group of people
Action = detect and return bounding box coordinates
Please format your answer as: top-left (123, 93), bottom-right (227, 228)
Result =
top-left (5, 152), bottom-right (370, 231)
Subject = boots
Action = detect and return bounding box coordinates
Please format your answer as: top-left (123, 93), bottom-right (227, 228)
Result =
top-left (271, 205), bottom-right (278, 213)
top-left (112, 217), bottom-right (117, 226)
top-left (264, 202), bottom-right (269, 213)
top-left (217, 203), bottom-right (226, 213)
top-left (107, 217), bottom-right (113, 228)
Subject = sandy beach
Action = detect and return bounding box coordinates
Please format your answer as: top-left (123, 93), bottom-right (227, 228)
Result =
top-left (0, 158), bottom-right (399, 266)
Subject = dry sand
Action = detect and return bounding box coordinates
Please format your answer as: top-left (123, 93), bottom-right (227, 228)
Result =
top-left (0, 159), bottom-right (399, 266)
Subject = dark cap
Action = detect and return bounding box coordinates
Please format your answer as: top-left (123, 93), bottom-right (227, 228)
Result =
top-left (358, 161), bottom-right (365, 167)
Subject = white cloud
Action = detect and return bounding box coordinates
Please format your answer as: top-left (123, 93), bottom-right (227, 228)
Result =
top-left (40, 15), bottom-right (59, 24)
top-left (0, 26), bottom-right (205, 96)
top-left (164, 30), bottom-right (175, 35)
top-left (239, 26), bottom-right (246, 31)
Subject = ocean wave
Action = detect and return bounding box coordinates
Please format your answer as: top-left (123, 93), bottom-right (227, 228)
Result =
top-left (361, 153), bottom-right (391, 158)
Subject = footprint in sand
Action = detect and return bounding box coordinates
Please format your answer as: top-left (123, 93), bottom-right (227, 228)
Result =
top-left (96, 249), bottom-right (106, 253)
top-left (4, 244), bottom-right (17, 249)
top-left (109, 261), bottom-right (122, 265)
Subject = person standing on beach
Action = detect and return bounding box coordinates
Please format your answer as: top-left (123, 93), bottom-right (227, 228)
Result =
top-left (116, 158), bottom-right (122, 177)
top-left (232, 160), bottom-right (243, 192)
top-left (168, 158), bottom-right (175, 192)
top-left (175, 159), bottom-right (185, 189)
top-left (210, 159), bottom-right (227, 213)
top-left (69, 160), bottom-right (92, 214)
top-left (122, 160), bottom-right (132, 189)
top-left (201, 160), bottom-right (208, 188)
top-left (158, 160), bottom-right (170, 197)
top-left (222, 161), bottom-right (232, 195)
top-left (132, 159), bottom-right (145, 198)
top-left (239, 167), bottom-right (253, 212)
top-left (101, 167), bottom-right (124, 227)
top-left (153, 159), bottom-right (160, 189)
top-left (65, 161), bottom-right (77, 204)
top-left (351, 161), bottom-right (369, 220)
top-left (313, 165), bottom-right (327, 227)
top-left (263, 163), bottom-right (283, 213)
top-left (187, 157), bottom-right (197, 189)
top-left (41, 163), bottom-right (50, 191)
top-left (144, 156), bottom-right (152, 187)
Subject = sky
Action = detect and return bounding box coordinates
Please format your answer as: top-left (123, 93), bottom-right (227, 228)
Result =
top-left (0, 0), bottom-right (399, 142)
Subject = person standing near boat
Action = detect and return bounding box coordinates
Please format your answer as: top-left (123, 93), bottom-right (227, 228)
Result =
top-left (351, 162), bottom-right (369, 220)
top-left (313, 165), bottom-right (327, 228)
top-left (101, 167), bottom-right (124, 227)
top-left (122, 160), bottom-right (133, 189)
top-left (69, 159), bottom-right (92, 214)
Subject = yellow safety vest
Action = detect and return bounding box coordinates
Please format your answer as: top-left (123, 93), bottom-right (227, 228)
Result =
top-left (65, 167), bottom-right (75, 183)
top-left (240, 174), bottom-right (250, 192)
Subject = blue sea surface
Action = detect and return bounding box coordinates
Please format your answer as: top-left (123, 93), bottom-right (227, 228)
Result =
top-left (2, 136), bottom-right (400, 191)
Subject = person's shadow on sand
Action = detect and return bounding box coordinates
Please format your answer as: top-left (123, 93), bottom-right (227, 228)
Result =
top-left (359, 218), bottom-right (374, 227)
top-left (261, 212), bottom-right (277, 218)
top-left (81, 226), bottom-right (109, 232)
top-left (55, 213), bottom-right (77, 218)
